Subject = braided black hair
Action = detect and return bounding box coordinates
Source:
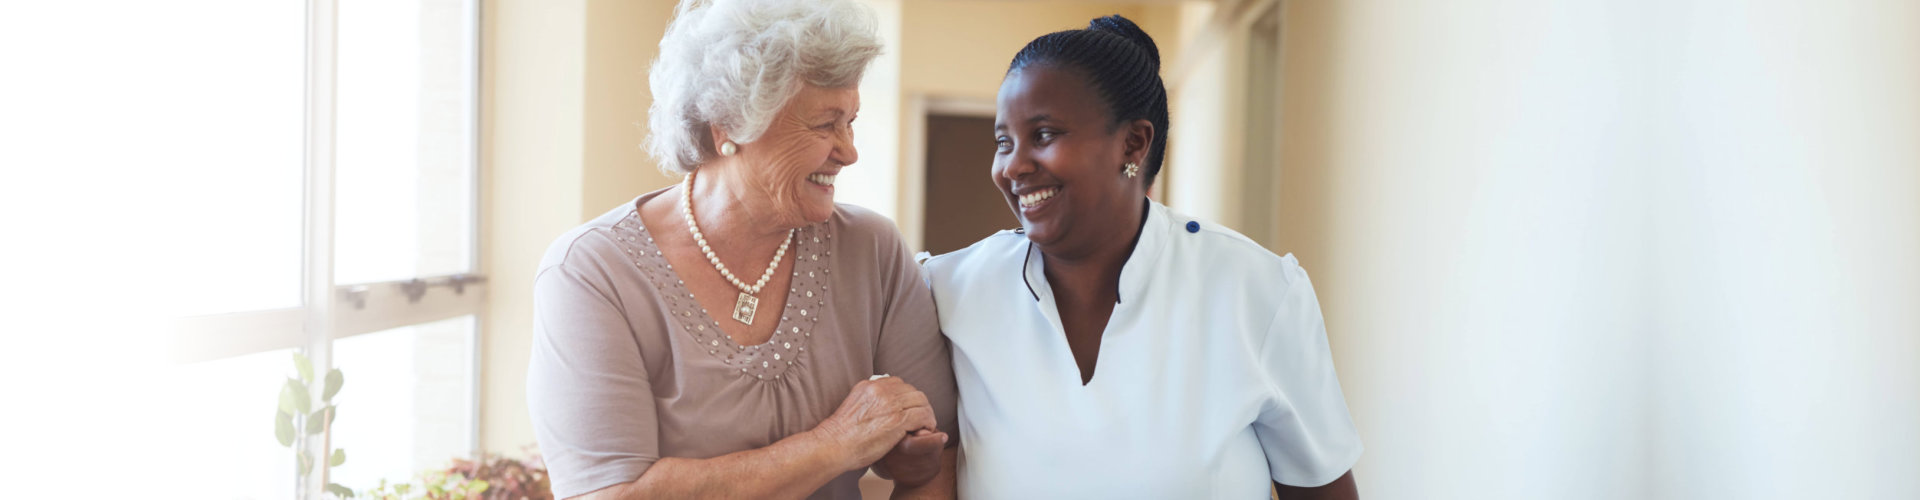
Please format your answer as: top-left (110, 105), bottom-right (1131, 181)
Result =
top-left (1009, 15), bottom-right (1171, 186)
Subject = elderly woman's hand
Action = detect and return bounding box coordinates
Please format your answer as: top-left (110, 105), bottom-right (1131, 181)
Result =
top-left (813, 377), bottom-right (940, 472)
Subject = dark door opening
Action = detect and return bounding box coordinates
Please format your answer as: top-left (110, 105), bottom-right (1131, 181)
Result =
top-left (921, 114), bottom-right (1017, 255)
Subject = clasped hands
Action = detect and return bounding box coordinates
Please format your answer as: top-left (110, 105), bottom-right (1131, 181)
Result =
top-left (814, 374), bottom-right (948, 487)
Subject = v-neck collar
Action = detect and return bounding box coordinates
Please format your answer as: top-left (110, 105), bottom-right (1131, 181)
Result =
top-left (1017, 199), bottom-right (1171, 387)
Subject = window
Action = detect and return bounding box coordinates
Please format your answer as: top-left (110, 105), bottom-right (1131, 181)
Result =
top-left (328, 316), bottom-right (477, 490)
top-left (334, 0), bottom-right (478, 287)
top-left (155, 1), bottom-right (483, 498)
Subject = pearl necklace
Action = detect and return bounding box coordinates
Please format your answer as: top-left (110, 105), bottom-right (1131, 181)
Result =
top-left (682, 171), bottom-right (792, 325)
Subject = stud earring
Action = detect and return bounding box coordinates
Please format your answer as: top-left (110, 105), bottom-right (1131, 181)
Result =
top-left (720, 141), bottom-right (738, 156)
top-left (1123, 162), bottom-right (1140, 179)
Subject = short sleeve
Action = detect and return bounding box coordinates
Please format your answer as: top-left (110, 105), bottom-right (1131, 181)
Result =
top-left (1251, 263), bottom-right (1363, 487)
top-left (870, 226), bottom-right (960, 440)
top-left (526, 254), bottom-right (659, 499)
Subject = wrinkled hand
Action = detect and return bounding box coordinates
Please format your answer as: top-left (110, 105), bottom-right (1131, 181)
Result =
top-left (874, 428), bottom-right (948, 487)
top-left (815, 377), bottom-right (938, 471)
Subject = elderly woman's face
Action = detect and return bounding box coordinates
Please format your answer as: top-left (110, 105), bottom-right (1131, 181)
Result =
top-left (735, 85), bottom-right (860, 225)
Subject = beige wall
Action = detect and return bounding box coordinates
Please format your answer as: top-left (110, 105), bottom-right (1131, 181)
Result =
top-left (1162, 1), bottom-right (1230, 223)
top-left (1642, 1), bottom-right (1920, 498)
top-left (900, 1), bottom-right (1157, 102)
top-left (1258, 2), bottom-right (1652, 498)
top-left (1226, 1), bottom-right (1920, 499)
top-left (479, 0), bottom-right (677, 453)
top-left (582, 0), bottom-right (679, 215)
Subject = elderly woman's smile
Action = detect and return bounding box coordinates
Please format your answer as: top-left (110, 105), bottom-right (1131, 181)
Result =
top-left (724, 85), bottom-right (861, 225)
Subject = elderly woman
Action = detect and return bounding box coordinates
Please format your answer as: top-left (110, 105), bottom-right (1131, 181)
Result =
top-left (925, 16), bottom-right (1361, 499)
top-left (526, 1), bottom-right (957, 499)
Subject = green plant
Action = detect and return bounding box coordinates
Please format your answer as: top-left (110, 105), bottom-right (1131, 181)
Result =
top-left (362, 451), bottom-right (552, 500)
top-left (275, 351), bottom-right (353, 499)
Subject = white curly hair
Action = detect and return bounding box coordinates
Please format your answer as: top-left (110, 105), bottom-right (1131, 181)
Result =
top-left (647, 0), bottom-right (882, 174)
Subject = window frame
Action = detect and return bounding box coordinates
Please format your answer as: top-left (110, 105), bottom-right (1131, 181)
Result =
top-left (163, 0), bottom-right (485, 495)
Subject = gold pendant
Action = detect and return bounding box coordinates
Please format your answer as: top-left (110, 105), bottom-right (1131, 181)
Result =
top-left (732, 292), bottom-right (759, 325)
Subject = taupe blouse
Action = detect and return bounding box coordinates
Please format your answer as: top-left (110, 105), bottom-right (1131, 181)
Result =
top-left (528, 189), bottom-right (958, 499)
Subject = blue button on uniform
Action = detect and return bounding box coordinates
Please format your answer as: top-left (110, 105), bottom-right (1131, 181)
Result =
top-left (1185, 221), bottom-right (1200, 233)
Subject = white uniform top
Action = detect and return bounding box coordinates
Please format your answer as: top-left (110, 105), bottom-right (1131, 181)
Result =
top-left (924, 201), bottom-right (1362, 499)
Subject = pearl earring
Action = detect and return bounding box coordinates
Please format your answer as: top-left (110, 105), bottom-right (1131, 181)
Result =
top-left (1123, 162), bottom-right (1140, 179)
top-left (720, 141), bottom-right (738, 156)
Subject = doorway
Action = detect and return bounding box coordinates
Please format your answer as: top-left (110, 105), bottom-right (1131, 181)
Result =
top-left (920, 113), bottom-right (1016, 255)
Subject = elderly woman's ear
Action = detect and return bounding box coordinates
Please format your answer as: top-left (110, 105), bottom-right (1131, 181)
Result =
top-left (708, 125), bottom-right (736, 158)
